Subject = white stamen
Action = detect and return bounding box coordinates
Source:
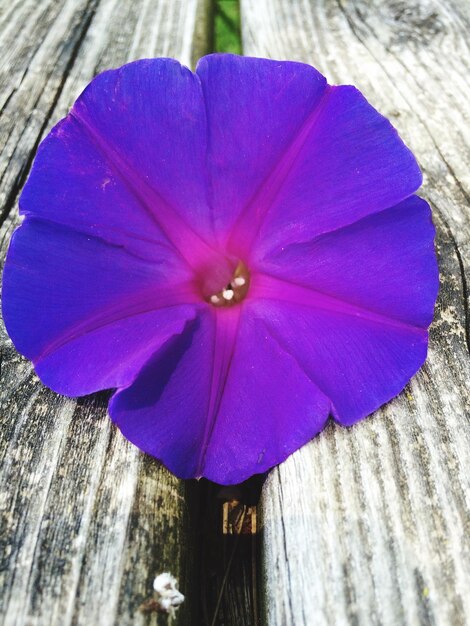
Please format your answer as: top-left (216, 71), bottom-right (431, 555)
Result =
top-left (210, 295), bottom-right (221, 304)
top-left (232, 276), bottom-right (246, 287)
top-left (222, 289), bottom-right (234, 301)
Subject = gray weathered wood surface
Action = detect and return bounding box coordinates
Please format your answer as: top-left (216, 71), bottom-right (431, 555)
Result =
top-left (2, 0), bottom-right (469, 625)
top-left (0, 1), bottom-right (209, 625)
top-left (241, 0), bottom-right (470, 625)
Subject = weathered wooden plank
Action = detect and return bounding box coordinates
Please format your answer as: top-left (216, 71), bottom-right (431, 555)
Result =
top-left (0, 1), bottom-right (209, 625)
top-left (241, 1), bottom-right (470, 624)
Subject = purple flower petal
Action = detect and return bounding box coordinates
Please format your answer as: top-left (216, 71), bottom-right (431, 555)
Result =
top-left (250, 296), bottom-right (428, 426)
top-left (231, 83), bottom-right (422, 259)
top-left (2, 218), bottom-right (197, 396)
top-left (110, 307), bottom-right (331, 484)
top-left (72, 58), bottom-right (213, 247)
top-left (196, 54), bottom-right (327, 240)
top-left (19, 114), bottom-right (168, 263)
top-left (21, 59), bottom-right (224, 270)
top-left (257, 196), bottom-right (438, 328)
top-left (249, 195), bottom-right (437, 425)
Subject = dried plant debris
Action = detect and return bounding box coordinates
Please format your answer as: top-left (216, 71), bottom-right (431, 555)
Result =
top-left (140, 572), bottom-right (184, 617)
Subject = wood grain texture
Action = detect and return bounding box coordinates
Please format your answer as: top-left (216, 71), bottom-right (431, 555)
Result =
top-left (241, 1), bottom-right (470, 624)
top-left (0, 1), bottom-right (207, 625)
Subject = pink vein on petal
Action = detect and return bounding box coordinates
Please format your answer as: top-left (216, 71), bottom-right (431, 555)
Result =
top-left (34, 282), bottom-right (201, 364)
top-left (196, 306), bottom-right (242, 477)
top-left (69, 110), bottom-right (227, 272)
top-left (257, 315), bottom-right (335, 419)
top-left (228, 86), bottom-right (332, 257)
top-left (254, 273), bottom-right (428, 334)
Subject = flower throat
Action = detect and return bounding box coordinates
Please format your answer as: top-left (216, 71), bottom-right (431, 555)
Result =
top-left (207, 261), bottom-right (250, 307)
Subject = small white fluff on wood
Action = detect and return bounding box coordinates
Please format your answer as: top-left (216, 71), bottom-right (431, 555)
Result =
top-left (153, 573), bottom-right (185, 617)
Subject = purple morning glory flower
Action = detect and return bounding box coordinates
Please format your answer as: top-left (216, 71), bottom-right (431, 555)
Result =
top-left (2, 55), bottom-right (438, 485)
